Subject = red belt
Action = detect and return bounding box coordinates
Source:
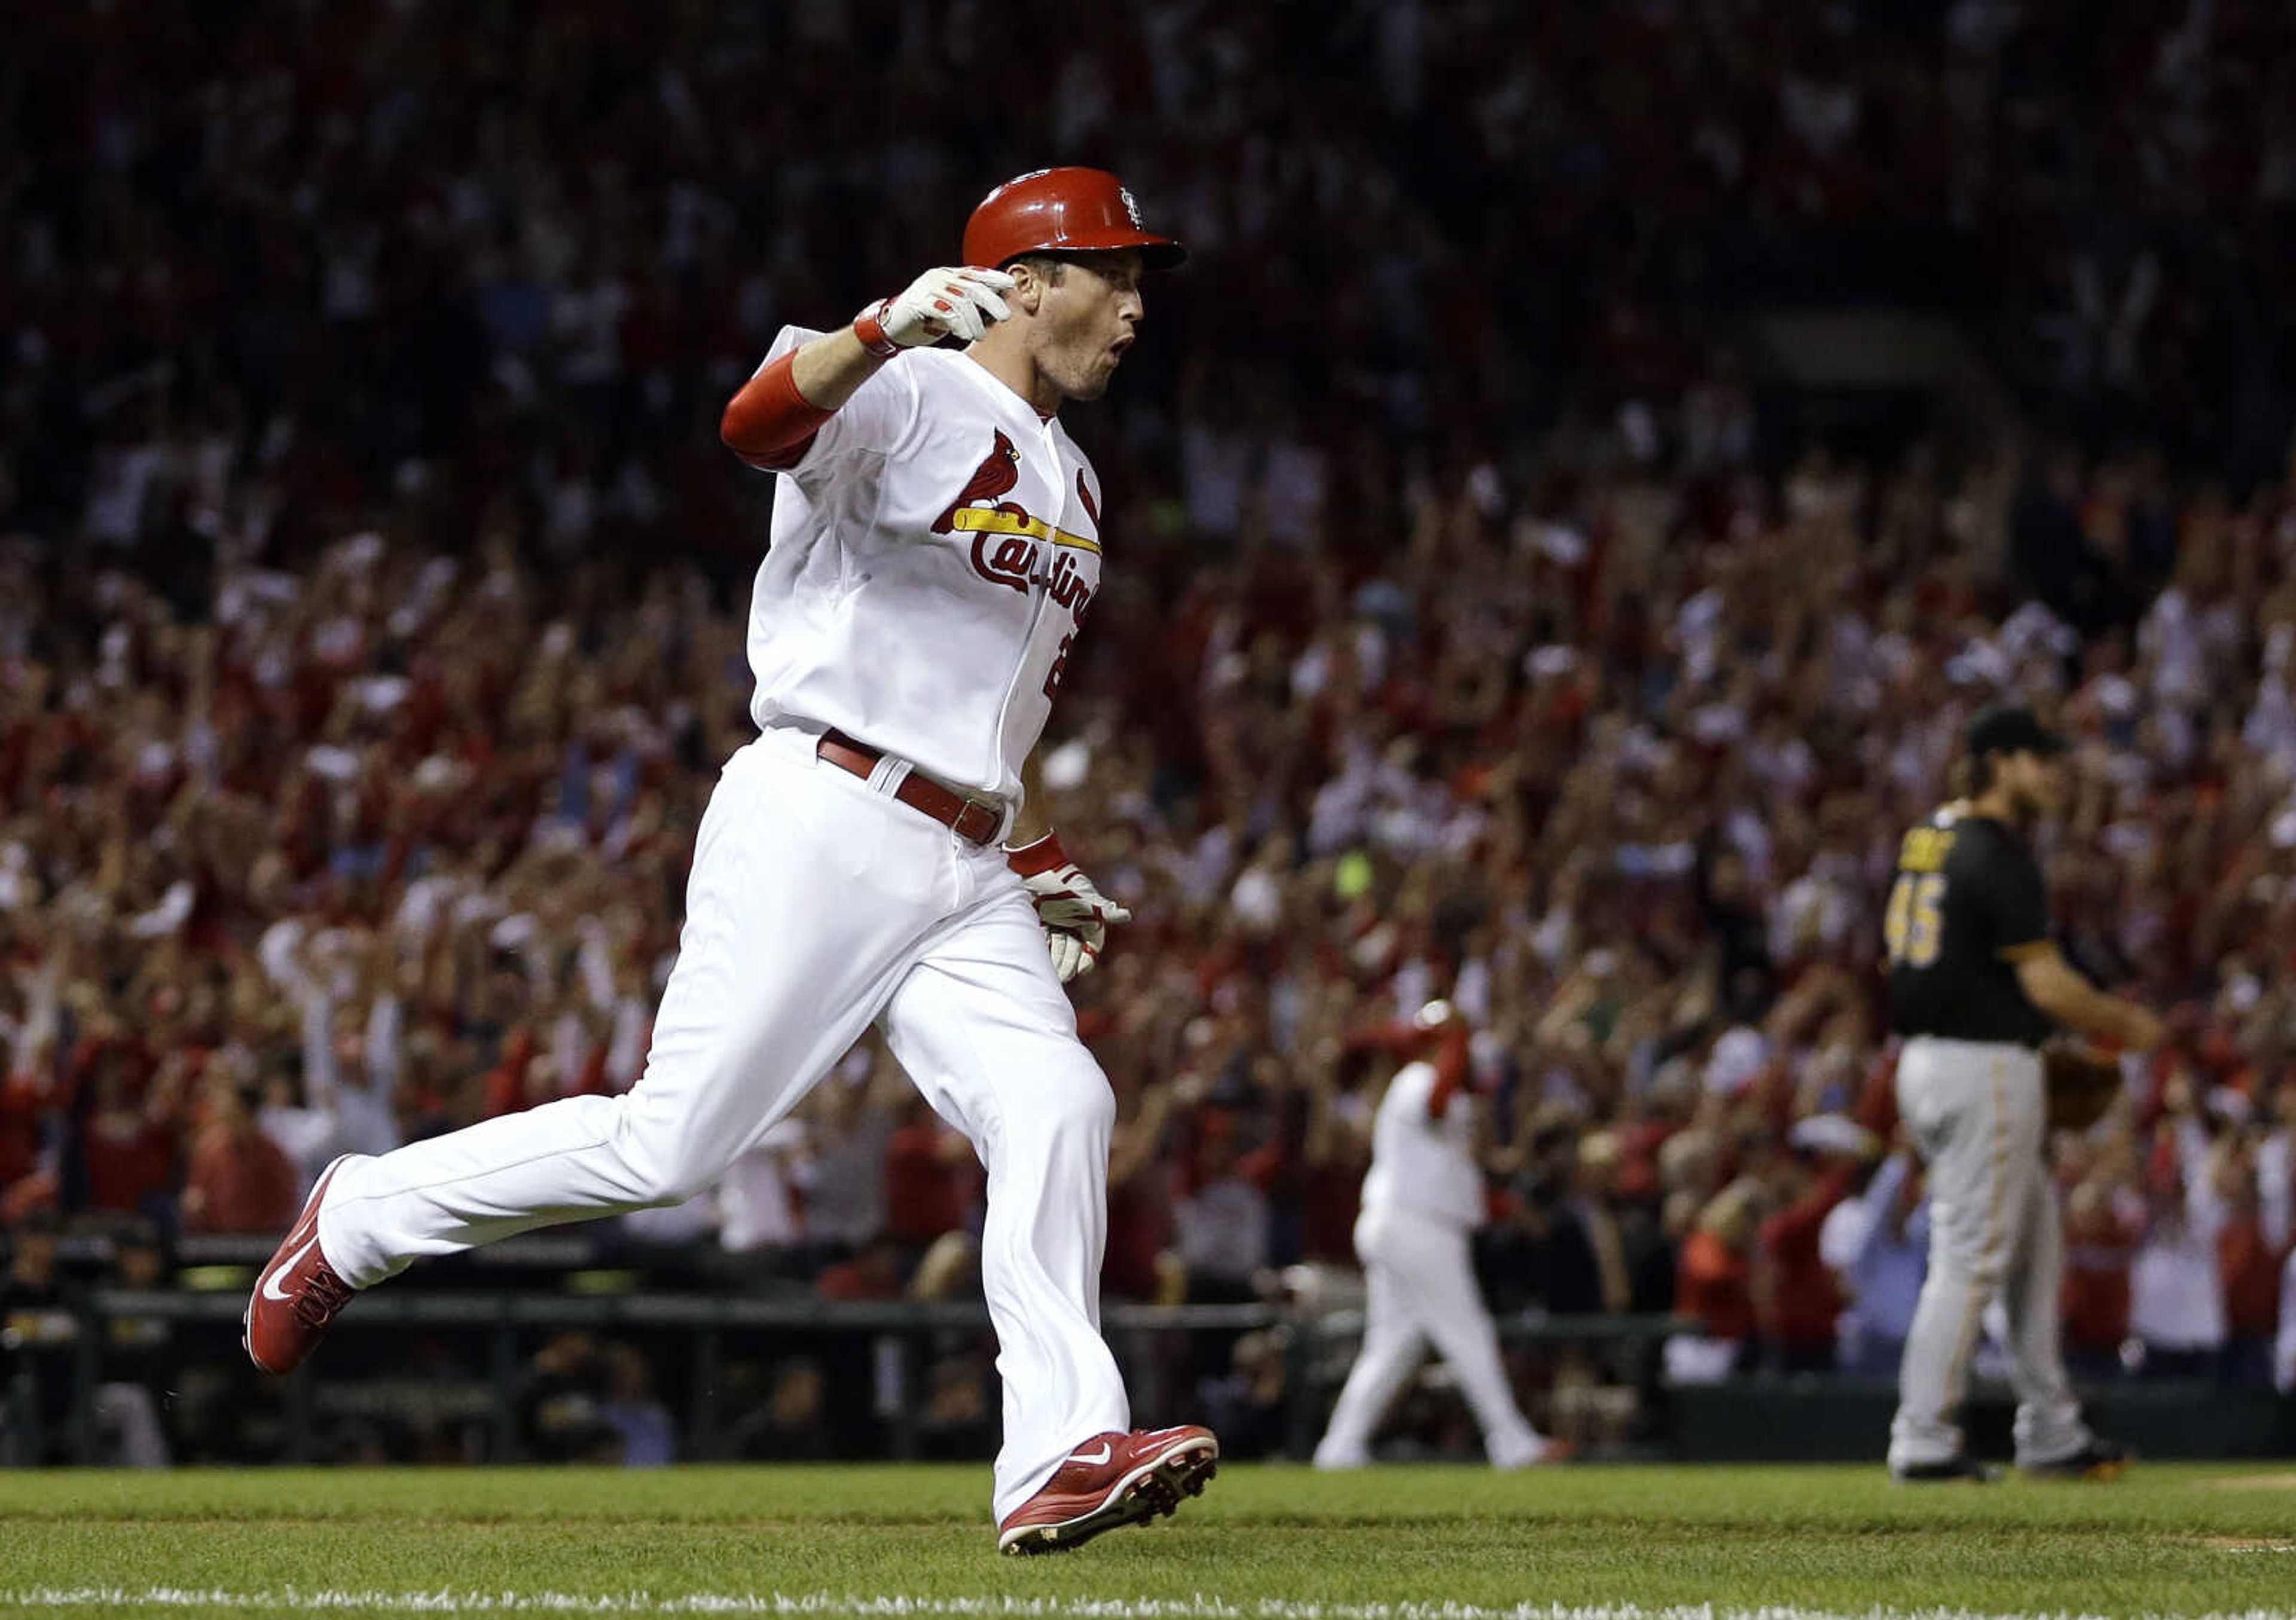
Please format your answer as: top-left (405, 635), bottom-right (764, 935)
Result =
top-left (816, 730), bottom-right (1004, 847)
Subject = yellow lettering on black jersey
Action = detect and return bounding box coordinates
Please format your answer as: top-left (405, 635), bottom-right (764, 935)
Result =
top-left (1896, 826), bottom-right (1955, 874)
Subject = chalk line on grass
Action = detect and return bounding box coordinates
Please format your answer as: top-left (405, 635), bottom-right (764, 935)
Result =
top-left (2, 1593), bottom-right (2295, 1620)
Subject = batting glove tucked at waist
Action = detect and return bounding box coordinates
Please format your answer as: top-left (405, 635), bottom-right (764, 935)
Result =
top-left (854, 265), bottom-right (1015, 354)
top-left (1007, 832), bottom-right (1131, 983)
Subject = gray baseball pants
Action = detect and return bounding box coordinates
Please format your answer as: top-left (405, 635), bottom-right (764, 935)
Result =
top-left (1888, 1036), bottom-right (2090, 1471)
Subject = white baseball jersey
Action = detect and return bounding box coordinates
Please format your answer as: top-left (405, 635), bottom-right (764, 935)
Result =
top-left (745, 327), bottom-right (1106, 803)
top-left (1361, 1060), bottom-right (1486, 1229)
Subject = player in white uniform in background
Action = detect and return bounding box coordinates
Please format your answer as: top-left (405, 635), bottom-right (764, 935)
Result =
top-left (1314, 1005), bottom-right (1565, 1470)
top-left (245, 168), bottom-right (1218, 1555)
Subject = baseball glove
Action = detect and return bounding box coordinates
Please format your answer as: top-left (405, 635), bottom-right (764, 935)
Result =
top-left (2042, 1039), bottom-right (2122, 1132)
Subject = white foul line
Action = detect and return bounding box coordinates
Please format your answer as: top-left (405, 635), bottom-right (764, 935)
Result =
top-left (1, 1595), bottom-right (2294, 1619)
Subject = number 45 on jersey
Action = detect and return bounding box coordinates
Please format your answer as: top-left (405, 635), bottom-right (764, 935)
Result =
top-left (1884, 824), bottom-right (1953, 969)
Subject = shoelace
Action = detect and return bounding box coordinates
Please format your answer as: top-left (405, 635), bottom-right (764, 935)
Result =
top-left (292, 1263), bottom-right (353, 1329)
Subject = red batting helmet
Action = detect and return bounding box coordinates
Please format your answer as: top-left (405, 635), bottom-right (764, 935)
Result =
top-left (962, 168), bottom-right (1186, 272)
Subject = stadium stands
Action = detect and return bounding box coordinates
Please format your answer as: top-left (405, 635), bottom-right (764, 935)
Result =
top-left (4, 0), bottom-right (2294, 1463)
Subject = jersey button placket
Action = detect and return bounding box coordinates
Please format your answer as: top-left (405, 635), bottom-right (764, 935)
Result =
top-left (994, 427), bottom-right (1062, 785)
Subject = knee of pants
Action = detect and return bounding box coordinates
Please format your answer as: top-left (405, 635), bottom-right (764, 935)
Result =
top-left (1930, 1246), bottom-right (2005, 1295)
top-left (1937, 1221), bottom-right (2011, 1294)
top-left (608, 1093), bottom-right (739, 1208)
top-left (1004, 1053), bottom-right (1116, 1159)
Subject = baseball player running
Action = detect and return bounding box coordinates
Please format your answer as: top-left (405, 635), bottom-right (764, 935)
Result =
top-left (1314, 1005), bottom-right (1564, 1470)
top-left (1882, 705), bottom-right (2163, 1482)
top-left (245, 168), bottom-right (1219, 1554)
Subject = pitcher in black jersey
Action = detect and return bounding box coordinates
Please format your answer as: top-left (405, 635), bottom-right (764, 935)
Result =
top-left (1882, 705), bottom-right (2163, 1483)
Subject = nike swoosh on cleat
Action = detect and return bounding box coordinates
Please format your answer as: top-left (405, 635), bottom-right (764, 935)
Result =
top-left (261, 1234), bottom-right (320, 1302)
top-left (1074, 1442), bottom-right (1112, 1465)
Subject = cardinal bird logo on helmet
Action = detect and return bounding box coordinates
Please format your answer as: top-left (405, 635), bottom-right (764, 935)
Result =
top-left (932, 430), bottom-right (1024, 536)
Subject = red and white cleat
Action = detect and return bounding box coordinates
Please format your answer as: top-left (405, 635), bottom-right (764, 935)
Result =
top-left (997, 1425), bottom-right (1219, 1556)
top-left (1493, 1435), bottom-right (1578, 1470)
top-left (243, 1154), bottom-right (360, 1374)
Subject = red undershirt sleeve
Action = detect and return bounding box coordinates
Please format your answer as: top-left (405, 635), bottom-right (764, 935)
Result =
top-left (720, 351), bottom-right (836, 471)
top-left (1425, 1025), bottom-right (1470, 1121)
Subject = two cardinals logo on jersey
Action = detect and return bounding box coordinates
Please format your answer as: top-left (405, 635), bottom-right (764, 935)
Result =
top-left (933, 432), bottom-right (1098, 620)
top-left (932, 432), bottom-right (1101, 699)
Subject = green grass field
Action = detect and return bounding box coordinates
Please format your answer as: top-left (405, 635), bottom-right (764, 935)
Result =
top-left (2, 1463), bottom-right (2292, 1619)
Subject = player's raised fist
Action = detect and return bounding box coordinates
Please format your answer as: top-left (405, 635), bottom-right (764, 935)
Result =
top-left (857, 265), bottom-right (1016, 353)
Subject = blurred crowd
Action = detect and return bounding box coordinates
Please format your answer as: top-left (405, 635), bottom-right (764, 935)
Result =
top-left (7, 0), bottom-right (2296, 1466)
top-left (8, 0), bottom-right (2295, 547)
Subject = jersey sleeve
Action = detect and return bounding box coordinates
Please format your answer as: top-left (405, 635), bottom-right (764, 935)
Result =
top-left (1384, 1062), bottom-right (1437, 1131)
top-left (750, 325), bottom-right (921, 481)
top-left (1979, 835), bottom-right (2051, 960)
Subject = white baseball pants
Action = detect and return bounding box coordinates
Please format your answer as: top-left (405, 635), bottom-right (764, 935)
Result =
top-left (1888, 1037), bottom-right (2089, 1471)
top-left (316, 725), bottom-right (1128, 1519)
top-left (1314, 1203), bottom-right (1545, 1468)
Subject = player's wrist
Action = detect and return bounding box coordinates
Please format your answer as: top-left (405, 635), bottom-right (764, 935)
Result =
top-left (852, 300), bottom-right (902, 360)
top-left (1004, 831), bottom-right (1067, 877)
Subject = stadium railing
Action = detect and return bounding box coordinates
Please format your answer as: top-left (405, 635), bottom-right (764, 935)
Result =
top-left (9, 1284), bottom-right (1681, 1466)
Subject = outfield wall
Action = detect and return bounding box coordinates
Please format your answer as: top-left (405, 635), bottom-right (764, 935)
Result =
top-left (1668, 1380), bottom-right (2296, 1462)
top-left (6, 1289), bottom-right (2290, 1467)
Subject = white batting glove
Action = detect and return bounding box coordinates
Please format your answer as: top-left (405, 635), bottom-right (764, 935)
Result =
top-left (1007, 833), bottom-right (1132, 983)
top-left (855, 265), bottom-right (1015, 352)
